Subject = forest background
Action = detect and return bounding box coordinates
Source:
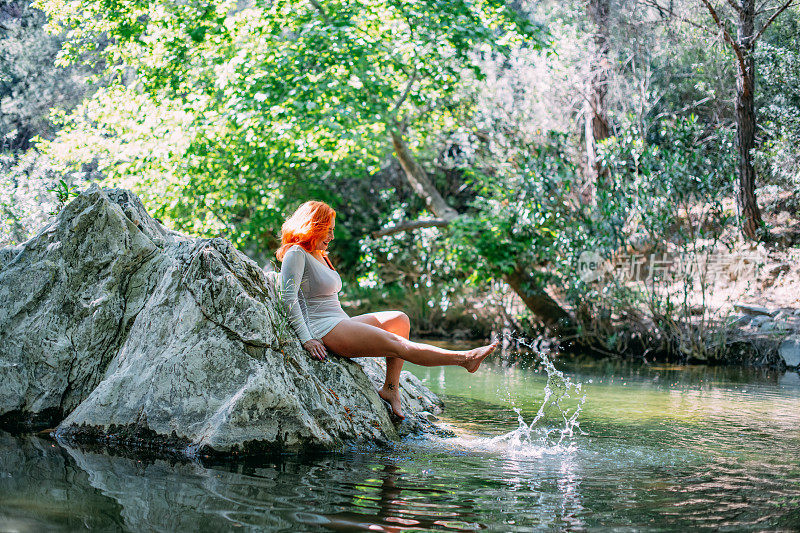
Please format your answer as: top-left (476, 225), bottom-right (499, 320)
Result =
top-left (2, 0), bottom-right (799, 362)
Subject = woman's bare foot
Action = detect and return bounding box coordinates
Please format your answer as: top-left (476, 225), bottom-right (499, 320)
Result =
top-left (378, 385), bottom-right (404, 419)
top-left (462, 340), bottom-right (499, 373)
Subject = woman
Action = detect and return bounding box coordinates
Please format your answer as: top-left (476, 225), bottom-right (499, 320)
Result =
top-left (277, 201), bottom-right (498, 420)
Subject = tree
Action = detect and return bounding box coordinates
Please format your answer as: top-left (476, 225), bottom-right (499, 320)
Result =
top-left (583, 0), bottom-right (611, 202)
top-left (646, 0), bottom-right (799, 240)
top-left (38, 0), bottom-right (576, 332)
top-left (0, 0), bottom-right (97, 150)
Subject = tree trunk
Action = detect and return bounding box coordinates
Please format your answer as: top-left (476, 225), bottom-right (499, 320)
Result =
top-left (504, 268), bottom-right (576, 336)
top-left (583, 0), bottom-right (611, 204)
top-left (390, 130), bottom-right (459, 222)
top-left (735, 0), bottom-right (764, 240)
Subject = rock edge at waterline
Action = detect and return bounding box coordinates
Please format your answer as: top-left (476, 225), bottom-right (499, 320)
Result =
top-left (0, 186), bottom-right (443, 457)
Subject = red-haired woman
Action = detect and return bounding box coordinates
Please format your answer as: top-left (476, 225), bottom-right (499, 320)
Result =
top-left (277, 201), bottom-right (498, 419)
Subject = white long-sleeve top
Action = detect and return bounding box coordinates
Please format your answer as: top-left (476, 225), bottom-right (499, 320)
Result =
top-left (278, 244), bottom-right (349, 344)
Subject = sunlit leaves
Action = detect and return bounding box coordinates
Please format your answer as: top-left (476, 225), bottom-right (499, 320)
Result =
top-left (36, 0), bottom-right (541, 263)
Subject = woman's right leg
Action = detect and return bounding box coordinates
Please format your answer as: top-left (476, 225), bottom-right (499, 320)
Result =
top-left (322, 319), bottom-right (497, 372)
top-left (349, 312), bottom-right (408, 418)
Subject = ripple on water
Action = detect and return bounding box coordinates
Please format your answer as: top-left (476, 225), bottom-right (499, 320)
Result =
top-left (3, 352), bottom-right (800, 531)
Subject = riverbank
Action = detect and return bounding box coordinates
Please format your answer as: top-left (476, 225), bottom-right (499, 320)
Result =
top-left (410, 189), bottom-right (800, 370)
top-left (561, 188), bottom-right (800, 369)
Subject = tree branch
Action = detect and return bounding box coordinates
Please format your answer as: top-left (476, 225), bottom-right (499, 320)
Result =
top-left (389, 69), bottom-right (418, 121)
top-left (756, 0), bottom-right (774, 14)
top-left (389, 129), bottom-right (460, 221)
top-left (371, 218), bottom-right (451, 238)
top-left (753, 0), bottom-right (797, 42)
top-left (641, 0), bottom-right (716, 34)
top-left (756, 0), bottom-right (797, 14)
top-left (699, 0), bottom-right (749, 76)
top-left (724, 0), bottom-right (744, 13)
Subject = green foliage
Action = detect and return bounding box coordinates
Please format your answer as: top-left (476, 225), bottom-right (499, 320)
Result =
top-left (436, 112), bottom-right (738, 339)
top-left (351, 206), bottom-right (494, 336)
top-left (580, 115), bottom-right (738, 356)
top-left (0, 149), bottom-right (89, 246)
top-left (0, 1), bottom-right (98, 246)
top-left (450, 133), bottom-right (584, 286)
top-left (46, 178), bottom-right (80, 214)
top-left (596, 114), bottom-right (736, 246)
top-left (754, 12), bottom-right (800, 188)
top-left (0, 0), bottom-right (97, 150)
top-left (35, 0), bottom-right (541, 265)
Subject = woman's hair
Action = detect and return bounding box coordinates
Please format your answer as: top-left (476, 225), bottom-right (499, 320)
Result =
top-left (276, 201), bottom-right (336, 261)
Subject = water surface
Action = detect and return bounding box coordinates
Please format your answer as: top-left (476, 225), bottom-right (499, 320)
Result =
top-left (2, 347), bottom-right (799, 531)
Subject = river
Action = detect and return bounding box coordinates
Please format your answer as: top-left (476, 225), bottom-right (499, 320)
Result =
top-left (1, 344), bottom-right (799, 531)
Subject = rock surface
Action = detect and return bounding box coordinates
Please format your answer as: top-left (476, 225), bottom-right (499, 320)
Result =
top-left (0, 186), bottom-right (442, 456)
top-left (734, 303), bottom-right (778, 317)
top-left (779, 335), bottom-right (800, 368)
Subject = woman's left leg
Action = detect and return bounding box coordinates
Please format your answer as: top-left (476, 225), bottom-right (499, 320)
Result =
top-left (350, 311), bottom-right (410, 418)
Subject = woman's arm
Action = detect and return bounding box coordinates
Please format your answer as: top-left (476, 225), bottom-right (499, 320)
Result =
top-left (279, 247), bottom-right (315, 345)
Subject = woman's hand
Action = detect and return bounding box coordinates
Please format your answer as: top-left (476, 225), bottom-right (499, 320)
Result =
top-left (303, 339), bottom-right (328, 361)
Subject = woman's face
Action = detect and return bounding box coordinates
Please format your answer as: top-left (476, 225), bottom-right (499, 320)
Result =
top-left (315, 221), bottom-right (335, 252)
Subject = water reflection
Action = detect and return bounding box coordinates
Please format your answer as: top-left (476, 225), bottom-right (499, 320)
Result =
top-left (1, 432), bottom-right (494, 532)
top-left (296, 464), bottom-right (485, 532)
top-left (0, 432), bottom-right (124, 531)
top-left (1, 357), bottom-right (800, 531)
top-left (0, 430), bottom-right (604, 532)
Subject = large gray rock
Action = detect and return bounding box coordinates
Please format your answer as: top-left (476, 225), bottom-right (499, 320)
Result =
top-left (0, 186), bottom-right (442, 456)
top-left (0, 186), bottom-right (177, 427)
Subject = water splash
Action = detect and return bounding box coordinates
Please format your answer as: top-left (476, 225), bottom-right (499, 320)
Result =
top-left (423, 335), bottom-right (588, 457)
top-left (489, 334), bottom-right (587, 450)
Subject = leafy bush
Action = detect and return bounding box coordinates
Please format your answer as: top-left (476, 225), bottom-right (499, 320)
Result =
top-left (754, 15), bottom-right (800, 189)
